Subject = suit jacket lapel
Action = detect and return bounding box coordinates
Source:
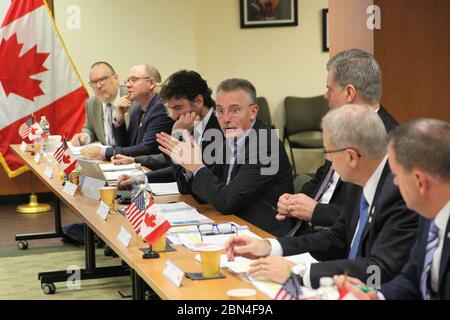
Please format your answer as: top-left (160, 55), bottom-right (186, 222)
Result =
top-left (359, 163), bottom-right (390, 248)
top-left (438, 216), bottom-right (450, 290)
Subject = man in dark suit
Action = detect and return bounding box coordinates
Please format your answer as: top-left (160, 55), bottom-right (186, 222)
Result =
top-left (334, 118), bottom-right (450, 300)
top-left (157, 79), bottom-right (294, 236)
top-left (116, 70), bottom-right (221, 184)
top-left (225, 105), bottom-right (418, 288)
top-left (81, 64), bottom-right (173, 160)
top-left (277, 49), bottom-right (398, 236)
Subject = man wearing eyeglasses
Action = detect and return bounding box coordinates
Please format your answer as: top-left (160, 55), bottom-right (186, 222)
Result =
top-left (225, 104), bottom-right (418, 289)
top-left (115, 69), bottom-right (222, 184)
top-left (157, 78), bottom-right (295, 236)
top-left (71, 61), bottom-right (133, 147)
top-left (81, 64), bottom-right (173, 160)
top-left (276, 49), bottom-right (399, 237)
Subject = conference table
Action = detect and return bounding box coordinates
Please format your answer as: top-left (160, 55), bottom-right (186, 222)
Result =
top-left (10, 144), bottom-right (272, 300)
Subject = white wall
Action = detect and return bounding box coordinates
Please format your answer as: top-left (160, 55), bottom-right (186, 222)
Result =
top-left (55, 0), bottom-right (198, 90)
top-left (55, 0), bottom-right (329, 130)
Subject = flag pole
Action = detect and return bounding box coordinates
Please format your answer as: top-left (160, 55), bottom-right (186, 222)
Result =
top-left (16, 173), bottom-right (52, 214)
top-left (17, 112), bottom-right (52, 214)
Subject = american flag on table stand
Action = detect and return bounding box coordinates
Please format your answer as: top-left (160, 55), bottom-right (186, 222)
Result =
top-left (124, 192), bottom-right (154, 234)
top-left (18, 117), bottom-right (33, 140)
top-left (274, 274), bottom-right (303, 300)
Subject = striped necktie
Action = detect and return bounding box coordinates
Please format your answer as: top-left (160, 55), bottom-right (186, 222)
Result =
top-left (347, 192), bottom-right (369, 260)
top-left (286, 167), bottom-right (335, 237)
top-left (420, 221), bottom-right (439, 300)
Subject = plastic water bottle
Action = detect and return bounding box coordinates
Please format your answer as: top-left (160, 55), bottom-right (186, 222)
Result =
top-left (316, 277), bottom-right (340, 300)
top-left (131, 163), bottom-right (150, 204)
top-left (39, 116), bottom-right (50, 155)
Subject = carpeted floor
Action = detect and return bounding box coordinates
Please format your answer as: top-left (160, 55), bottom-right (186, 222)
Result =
top-left (0, 248), bottom-right (132, 300)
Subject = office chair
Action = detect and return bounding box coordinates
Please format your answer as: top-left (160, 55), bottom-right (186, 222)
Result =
top-left (256, 97), bottom-right (273, 128)
top-left (283, 96), bottom-right (328, 175)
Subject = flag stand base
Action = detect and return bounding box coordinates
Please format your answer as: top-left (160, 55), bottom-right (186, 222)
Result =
top-left (16, 194), bottom-right (52, 214)
top-left (142, 246), bottom-right (160, 259)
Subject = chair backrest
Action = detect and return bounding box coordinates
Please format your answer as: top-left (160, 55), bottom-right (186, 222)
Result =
top-left (284, 96), bottom-right (328, 136)
top-left (256, 97), bottom-right (273, 127)
top-left (293, 173), bottom-right (313, 193)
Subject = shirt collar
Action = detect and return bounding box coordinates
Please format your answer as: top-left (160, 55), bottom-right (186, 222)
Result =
top-left (363, 155), bottom-right (388, 208)
top-left (226, 119), bottom-right (256, 150)
top-left (194, 108), bottom-right (213, 137)
top-left (434, 201), bottom-right (450, 233)
top-left (102, 89), bottom-right (121, 111)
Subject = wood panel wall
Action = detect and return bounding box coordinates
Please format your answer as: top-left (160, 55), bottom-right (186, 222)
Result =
top-left (373, 0), bottom-right (450, 123)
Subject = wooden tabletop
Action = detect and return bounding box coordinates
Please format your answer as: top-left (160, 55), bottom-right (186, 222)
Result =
top-left (11, 145), bottom-right (273, 300)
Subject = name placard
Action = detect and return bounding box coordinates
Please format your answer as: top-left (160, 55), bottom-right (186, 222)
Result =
top-left (62, 181), bottom-right (77, 196)
top-left (44, 166), bottom-right (53, 179)
top-left (163, 260), bottom-right (184, 287)
top-left (96, 201), bottom-right (110, 220)
top-left (34, 152), bottom-right (41, 164)
top-left (20, 141), bottom-right (27, 152)
top-left (117, 227), bottom-right (132, 248)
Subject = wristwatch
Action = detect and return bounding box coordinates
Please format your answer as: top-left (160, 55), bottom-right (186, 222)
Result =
top-left (291, 263), bottom-right (306, 286)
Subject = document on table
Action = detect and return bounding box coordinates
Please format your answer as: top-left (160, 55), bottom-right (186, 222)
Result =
top-left (227, 252), bottom-right (318, 275)
top-left (151, 202), bottom-right (212, 226)
top-left (99, 163), bottom-right (136, 172)
top-left (103, 170), bottom-right (134, 181)
top-left (148, 182), bottom-right (180, 195)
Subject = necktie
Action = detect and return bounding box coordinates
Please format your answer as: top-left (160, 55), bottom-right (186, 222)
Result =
top-left (132, 109), bottom-right (144, 145)
top-left (105, 103), bottom-right (114, 146)
top-left (420, 221), bottom-right (439, 300)
top-left (286, 167), bottom-right (335, 237)
top-left (347, 193), bottom-right (369, 260)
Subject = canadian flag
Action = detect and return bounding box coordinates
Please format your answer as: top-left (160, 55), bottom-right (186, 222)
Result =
top-left (0, 0), bottom-right (88, 178)
top-left (140, 207), bottom-right (171, 245)
top-left (28, 121), bottom-right (46, 142)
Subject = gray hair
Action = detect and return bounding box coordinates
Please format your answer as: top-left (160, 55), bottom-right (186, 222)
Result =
top-left (389, 118), bottom-right (450, 182)
top-left (327, 49), bottom-right (382, 104)
top-left (216, 78), bottom-right (257, 104)
top-left (321, 104), bottom-right (387, 159)
top-left (143, 64), bottom-right (162, 83)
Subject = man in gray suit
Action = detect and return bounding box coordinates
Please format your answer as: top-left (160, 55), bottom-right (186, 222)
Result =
top-left (71, 61), bottom-right (133, 146)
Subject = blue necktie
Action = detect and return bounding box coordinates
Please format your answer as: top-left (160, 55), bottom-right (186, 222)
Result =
top-left (420, 221), bottom-right (439, 300)
top-left (348, 193), bottom-right (369, 260)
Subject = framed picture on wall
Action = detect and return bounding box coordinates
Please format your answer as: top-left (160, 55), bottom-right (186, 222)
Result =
top-left (322, 9), bottom-right (329, 52)
top-left (240, 0), bottom-right (298, 29)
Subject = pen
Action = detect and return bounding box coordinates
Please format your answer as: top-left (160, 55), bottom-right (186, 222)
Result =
top-left (356, 285), bottom-right (375, 293)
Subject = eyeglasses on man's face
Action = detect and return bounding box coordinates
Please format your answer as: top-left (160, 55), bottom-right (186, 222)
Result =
top-left (323, 147), bottom-right (362, 158)
top-left (124, 76), bottom-right (151, 85)
top-left (214, 104), bottom-right (254, 118)
top-left (89, 73), bottom-right (115, 88)
top-left (197, 223), bottom-right (238, 242)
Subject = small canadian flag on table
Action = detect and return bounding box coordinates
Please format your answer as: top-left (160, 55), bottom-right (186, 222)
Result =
top-left (53, 140), bottom-right (76, 175)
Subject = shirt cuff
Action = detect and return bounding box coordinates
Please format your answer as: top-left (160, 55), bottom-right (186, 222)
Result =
top-left (267, 238), bottom-right (283, 256)
top-left (302, 263), bottom-right (312, 288)
top-left (182, 169), bottom-right (193, 181)
top-left (100, 146), bottom-right (107, 160)
top-left (193, 165), bottom-right (206, 177)
top-left (83, 133), bottom-right (91, 145)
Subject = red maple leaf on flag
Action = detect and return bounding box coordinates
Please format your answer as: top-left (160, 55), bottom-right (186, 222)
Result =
top-left (62, 154), bottom-right (71, 164)
top-left (0, 33), bottom-right (49, 101)
top-left (144, 214), bottom-right (157, 228)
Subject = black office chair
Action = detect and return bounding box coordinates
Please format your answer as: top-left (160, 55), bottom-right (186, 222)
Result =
top-left (283, 96), bottom-right (328, 175)
top-left (256, 97), bottom-right (273, 128)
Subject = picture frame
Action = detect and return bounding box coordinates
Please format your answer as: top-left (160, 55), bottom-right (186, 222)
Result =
top-left (322, 9), bottom-right (329, 52)
top-left (240, 0), bottom-right (298, 29)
